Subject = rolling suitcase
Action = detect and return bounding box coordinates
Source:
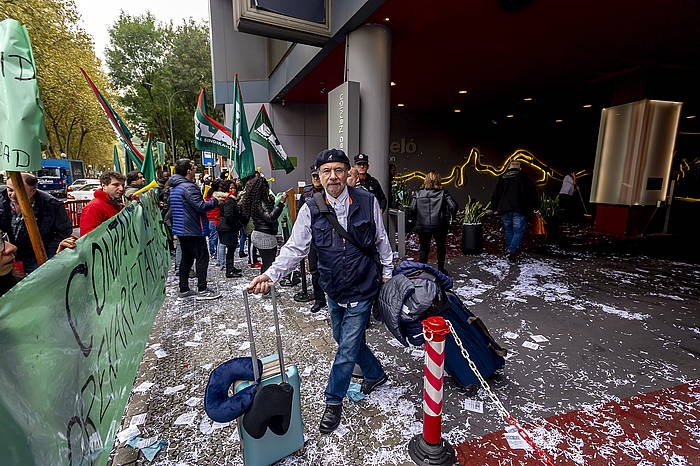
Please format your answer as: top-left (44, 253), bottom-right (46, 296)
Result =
top-left (441, 291), bottom-right (507, 389)
top-left (234, 287), bottom-right (305, 466)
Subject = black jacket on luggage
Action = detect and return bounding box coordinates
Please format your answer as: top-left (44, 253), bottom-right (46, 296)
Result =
top-left (490, 168), bottom-right (538, 214)
top-left (406, 188), bottom-right (458, 233)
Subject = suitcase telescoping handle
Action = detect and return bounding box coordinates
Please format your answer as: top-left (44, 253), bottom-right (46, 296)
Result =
top-left (242, 286), bottom-right (287, 384)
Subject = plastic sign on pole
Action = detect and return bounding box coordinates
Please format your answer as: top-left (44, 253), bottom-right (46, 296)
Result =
top-left (0, 19), bottom-right (46, 172)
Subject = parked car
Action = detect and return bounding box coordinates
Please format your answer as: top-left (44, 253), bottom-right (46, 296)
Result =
top-left (67, 183), bottom-right (100, 200)
top-left (67, 178), bottom-right (100, 192)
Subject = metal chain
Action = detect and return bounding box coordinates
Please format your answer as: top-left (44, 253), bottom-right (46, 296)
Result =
top-left (445, 320), bottom-right (555, 466)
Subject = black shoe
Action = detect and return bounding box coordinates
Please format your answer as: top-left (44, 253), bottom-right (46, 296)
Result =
top-left (239, 251), bottom-right (247, 258)
top-left (309, 301), bottom-right (326, 313)
top-left (361, 373), bottom-right (388, 395)
top-left (232, 267), bottom-right (242, 273)
top-left (319, 404), bottom-right (342, 434)
top-left (226, 271), bottom-right (242, 278)
top-left (507, 252), bottom-right (518, 263)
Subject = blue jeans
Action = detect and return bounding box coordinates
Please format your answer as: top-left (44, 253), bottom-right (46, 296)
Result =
top-left (325, 297), bottom-right (385, 404)
top-left (207, 220), bottom-right (218, 257)
top-left (238, 226), bottom-right (246, 254)
top-left (216, 243), bottom-right (226, 269)
top-left (501, 211), bottom-right (528, 253)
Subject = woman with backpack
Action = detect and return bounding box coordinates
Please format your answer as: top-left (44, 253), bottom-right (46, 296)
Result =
top-left (407, 171), bottom-right (458, 275)
top-left (240, 177), bottom-right (287, 274)
top-left (216, 180), bottom-right (245, 278)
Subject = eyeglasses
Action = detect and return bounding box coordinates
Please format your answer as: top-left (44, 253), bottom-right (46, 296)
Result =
top-left (320, 167), bottom-right (347, 177)
top-left (1, 232), bottom-right (9, 254)
top-left (138, 175), bottom-right (145, 179)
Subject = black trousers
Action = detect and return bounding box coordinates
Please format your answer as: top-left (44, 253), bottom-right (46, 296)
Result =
top-left (219, 231), bottom-right (239, 274)
top-left (259, 247), bottom-right (277, 274)
top-left (418, 230), bottom-right (447, 271)
top-left (179, 236), bottom-right (208, 292)
top-left (307, 245), bottom-right (325, 303)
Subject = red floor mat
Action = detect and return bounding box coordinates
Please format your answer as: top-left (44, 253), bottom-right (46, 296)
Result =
top-left (456, 380), bottom-right (700, 465)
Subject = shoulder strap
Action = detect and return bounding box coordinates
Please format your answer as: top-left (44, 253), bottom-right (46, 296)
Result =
top-left (312, 192), bottom-right (368, 253)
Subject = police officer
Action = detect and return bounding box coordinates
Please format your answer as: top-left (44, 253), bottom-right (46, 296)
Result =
top-left (299, 165), bottom-right (325, 312)
top-left (248, 149), bottom-right (393, 434)
top-left (354, 153), bottom-right (387, 212)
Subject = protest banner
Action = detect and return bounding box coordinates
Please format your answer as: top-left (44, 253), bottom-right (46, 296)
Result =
top-left (0, 192), bottom-right (170, 466)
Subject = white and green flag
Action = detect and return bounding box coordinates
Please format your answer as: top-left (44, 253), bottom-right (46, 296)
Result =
top-left (194, 87), bottom-right (232, 158)
top-left (250, 104), bottom-right (294, 174)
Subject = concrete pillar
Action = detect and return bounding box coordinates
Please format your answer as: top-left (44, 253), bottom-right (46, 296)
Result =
top-left (346, 24), bottom-right (391, 203)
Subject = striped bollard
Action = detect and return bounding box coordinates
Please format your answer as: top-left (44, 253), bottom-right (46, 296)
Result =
top-left (408, 316), bottom-right (456, 466)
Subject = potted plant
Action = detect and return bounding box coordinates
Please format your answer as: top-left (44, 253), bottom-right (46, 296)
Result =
top-left (538, 193), bottom-right (560, 243)
top-left (459, 196), bottom-right (491, 254)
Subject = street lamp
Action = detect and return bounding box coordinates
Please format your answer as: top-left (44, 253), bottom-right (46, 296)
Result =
top-left (168, 89), bottom-right (196, 166)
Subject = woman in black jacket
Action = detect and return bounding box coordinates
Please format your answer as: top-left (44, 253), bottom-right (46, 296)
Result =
top-left (216, 180), bottom-right (245, 278)
top-left (407, 171), bottom-right (458, 274)
top-left (240, 177), bottom-right (287, 273)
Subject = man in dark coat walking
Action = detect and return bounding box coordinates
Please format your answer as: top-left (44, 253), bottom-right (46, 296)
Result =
top-left (490, 161), bottom-right (539, 261)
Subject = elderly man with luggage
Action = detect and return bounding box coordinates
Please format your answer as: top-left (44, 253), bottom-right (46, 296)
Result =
top-left (248, 148), bottom-right (393, 434)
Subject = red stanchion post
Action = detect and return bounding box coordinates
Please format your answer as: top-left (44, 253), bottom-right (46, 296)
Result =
top-left (408, 316), bottom-right (456, 466)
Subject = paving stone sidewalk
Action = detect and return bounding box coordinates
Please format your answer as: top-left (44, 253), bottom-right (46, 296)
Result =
top-left (110, 247), bottom-right (700, 465)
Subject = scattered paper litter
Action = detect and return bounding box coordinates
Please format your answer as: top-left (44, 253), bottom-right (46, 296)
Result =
top-left (133, 382), bottom-right (155, 393)
top-left (346, 382), bottom-right (366, 402)
top-left (238, 342), bottom-right (251, 351)
top-left (149, 343), bottom-right (161, 350)
top-left (174, 411), bottom-right (198, 426)
top-left (301, 366), bottom-right (313, 377)
top-left (504, 433), bottom-right (532, 450)
top-left (116, 425), bottom-right (140, 443)
top-left (184, 342), bottom-right (200, 347)
top-left (201, 363), bottom-right (213, 371)
top-left (217, 324), bottom-right (226, 330)
top-left (224, 329), bottom-right (240, 336)
top-left (503, 332), bottom-right (519, 340)
top-left (530, 335), bottom-right (549, 343)
top-left (463, 399), bottom-right (484, 414)
top-left (154, 349), bottom-right (168, 359)
top-left (129, 413), bottom-right (147, 426)
top-left (185, 397), bottom-right (202, 407)
top-left (126, 436), bottom-right (167, 461)
top-left (164, 385), bottom-right (186, 395)
top-left (194, 332), bottom-right (203, 341)
top-left (522, 341), bottom-right (540, 350)
top-left (410, 349), bottom-right (424, 358)
top-left (237, 322), bottom-right (248, 328)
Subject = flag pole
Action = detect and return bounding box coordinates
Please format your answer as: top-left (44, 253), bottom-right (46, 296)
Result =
top-left (8, 172), bottom-right (47, 266)
top-left (229, 74), bottom-right (237, 170)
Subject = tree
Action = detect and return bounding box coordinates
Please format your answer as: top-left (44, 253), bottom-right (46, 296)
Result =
top-left (0, 0), bottom-right (117, 169)
top-left (106, 13), bottom-right (220, 162)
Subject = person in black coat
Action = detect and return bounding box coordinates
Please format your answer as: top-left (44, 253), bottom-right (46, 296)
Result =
top-left (0, 173), bottom-right (72, 274)
top-left (490, 161), bottom-right (539, 261)
top-left (216, 180), bottom-right (244, 278)
top-left (354, 153), bottom-right (387, 211)
top-left (240, 177), bottom-right (288, 274)
top-left (298, 165), bottom-right (326, 311)
top-left (406, 171), bottom-right (458, 274)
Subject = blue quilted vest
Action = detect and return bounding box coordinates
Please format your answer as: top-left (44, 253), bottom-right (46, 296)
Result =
top-left (306, 186), bottom-right (380, 304)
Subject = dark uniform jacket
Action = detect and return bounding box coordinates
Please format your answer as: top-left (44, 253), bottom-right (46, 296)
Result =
top-left (355, 173), bottom-right (387, 211)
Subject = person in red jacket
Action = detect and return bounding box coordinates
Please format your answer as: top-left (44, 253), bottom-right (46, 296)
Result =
top-left (79, 170), bottom-right (126, 236)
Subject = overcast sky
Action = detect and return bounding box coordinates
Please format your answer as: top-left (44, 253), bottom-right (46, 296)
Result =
top-left (73, 0), bottom-right (209, 61)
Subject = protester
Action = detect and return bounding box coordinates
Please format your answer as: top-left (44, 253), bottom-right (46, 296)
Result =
top-left (354, 153), bottom-right (387, 211)
top-left (169, 159), bottom-right (221, 300)
top-left (0, 230), bottom-right (19, 297)
top-left (299, 164), bottom-right (326, 312)
top-left (240, 177), bottom-right (287, 274)
top-left (248, 148), bottom-right (393, 434)
top-left (490, 161), bottom-right (539, 261)
top-left (406, 170), bottom-right (458, 274)
top-left (0, 173), bottom-right (73, 273)
top-left (558, 171), bottom-right (578, 221)
top-left (234, 179), bottom-right (248, 259)
top-left (204, 180), bottom-right (221, 260)
top-left (124, 170), bottom-right (145, 199)
top-left (216, 180), bottom-right (244, 278)
top-left (79, 170), bottom-right (126, 236)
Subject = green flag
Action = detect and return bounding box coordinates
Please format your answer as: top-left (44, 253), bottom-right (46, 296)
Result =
top-left (0, 19), bottom-right (46, 172)
top-left (250, 105), bottom-right (294, 174)
top-left (156, 141), bottom-right (166, 165)
top-left (141, 136), bottom-right (156, 183)
top-left (194, 88), bottom-right (233, 158)
top-left (230, 75), bottom-right (256, 179)
top-left (113, 145), bottom-right (122, 173)
top-left (125, 146), bottom-right (135, 172)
